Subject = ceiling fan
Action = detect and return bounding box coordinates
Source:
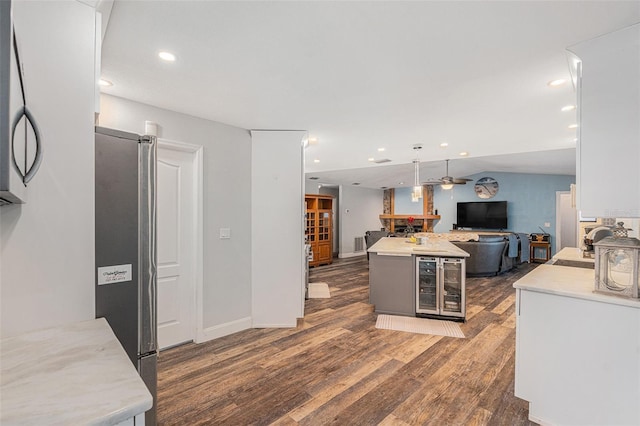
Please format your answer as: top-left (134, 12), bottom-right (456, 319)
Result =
top-left (423, 159), bottom-right (472, 189)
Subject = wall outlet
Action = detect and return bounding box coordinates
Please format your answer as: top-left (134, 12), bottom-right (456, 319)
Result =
top-left (544, 222), bottom-right (551, 227)
top-left (220, 228), bottom-right (231, 239)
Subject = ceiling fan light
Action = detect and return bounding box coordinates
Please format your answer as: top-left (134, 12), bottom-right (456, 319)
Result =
top-left (441, 183), bottom-right (454, 190)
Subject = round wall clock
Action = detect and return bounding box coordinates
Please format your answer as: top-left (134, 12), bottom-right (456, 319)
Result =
top-left (474, 177), bottom-right (499, 199)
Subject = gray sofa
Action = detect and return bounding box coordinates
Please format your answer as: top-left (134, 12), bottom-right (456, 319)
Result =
top-left (452, 235), bottom-right (508, 277)
top-left (452, 234), bottom-right (527, 276)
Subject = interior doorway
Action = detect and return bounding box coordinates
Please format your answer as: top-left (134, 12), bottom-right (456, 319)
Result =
top-left (556, 191), bottom-right (578, 251)
top-left (319, 185), bottom-right (339, 257)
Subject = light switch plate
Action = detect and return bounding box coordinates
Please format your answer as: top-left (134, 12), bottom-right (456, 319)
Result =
top-left (544, 222), bottom-right (551, 227)
top-left (220, 228), bottom-right (231, 239)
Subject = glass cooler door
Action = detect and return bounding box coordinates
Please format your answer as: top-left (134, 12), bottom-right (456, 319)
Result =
top-left (441, 258), bottom-right (465, 318)
top-left (416, 257), bottom-right (438, 314)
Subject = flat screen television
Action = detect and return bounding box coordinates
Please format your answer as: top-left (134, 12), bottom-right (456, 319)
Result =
top-left (456, 201), bottom-right (508, 230)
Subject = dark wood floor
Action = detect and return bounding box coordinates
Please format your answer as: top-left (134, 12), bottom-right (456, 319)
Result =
top-left (157, 256), bottom-right (538, 425)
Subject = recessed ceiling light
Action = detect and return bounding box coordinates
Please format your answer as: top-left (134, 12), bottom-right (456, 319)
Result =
top-left (548, 79), bottom-right (567, 87)
top-left (459, 151), bottom-right (469, 156)
top-left (313, 159), bottom-right (320, 163)
top-left (561, 105), bottom-right (576, 112)
top-left (158, 51), bottom-right (176, 62)
top-left (308, 137), bottom-right (319, 145)
top-left (377, 147), bottom-right (385, 152)
top-left (99, 78), bottom-right (113, 87)
top-left (309, 177), bottom-right (319, 180)
top-left (440, 142), bottom-right (448, 148)
top-left (368, 157), bottom-right (375, 162)
top-left (573, 138), bottom-right (578, 143)
top-left (352, 183), bottom-right (361, 186)
top-left (568, 124), bottom-right (578, 129)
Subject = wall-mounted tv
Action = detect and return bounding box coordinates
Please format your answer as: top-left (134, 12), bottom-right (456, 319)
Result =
top-left (456, 201), bottom-right (508, 230)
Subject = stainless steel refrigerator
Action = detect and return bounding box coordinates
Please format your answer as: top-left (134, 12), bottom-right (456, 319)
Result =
top-left (95, 126), bottom-right (157, 425)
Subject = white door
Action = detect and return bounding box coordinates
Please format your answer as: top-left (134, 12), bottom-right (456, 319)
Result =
top-left (157, 142), bottom-right (198, 349)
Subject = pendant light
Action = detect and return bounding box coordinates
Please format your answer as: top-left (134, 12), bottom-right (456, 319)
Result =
top-left (411, 145), bottom-right (423, 202)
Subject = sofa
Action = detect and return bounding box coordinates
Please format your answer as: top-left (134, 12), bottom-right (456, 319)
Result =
top-left (452, 233), bottom-right (527, 277)
top-left (452, 235), bottom-right (507, 277)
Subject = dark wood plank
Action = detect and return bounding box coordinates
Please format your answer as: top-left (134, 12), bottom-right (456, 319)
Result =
top-left (157, 255), bottom-right (536, 425)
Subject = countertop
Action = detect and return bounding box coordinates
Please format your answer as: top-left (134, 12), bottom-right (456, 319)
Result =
top-left (1, 317), bottom-right (152, 425)
top-left (368, 237), bottom-right (470, 257)
top-left (513, 264), bottom-right (640, 309)
top-left (551, 247), bottom-right (595, 263)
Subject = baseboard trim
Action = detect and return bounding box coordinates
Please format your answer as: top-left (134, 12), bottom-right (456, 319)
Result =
top-left (338, 251), bottom-right (367, 259)
top-left (196, 316), bottom-right (252, 343)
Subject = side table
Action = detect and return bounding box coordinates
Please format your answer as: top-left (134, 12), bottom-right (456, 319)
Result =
top-left (530, 241), bottom-right (551, 263)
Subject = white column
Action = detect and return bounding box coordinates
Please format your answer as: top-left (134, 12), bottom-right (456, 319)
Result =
top-left (251, 130), bottom-right (306, 327)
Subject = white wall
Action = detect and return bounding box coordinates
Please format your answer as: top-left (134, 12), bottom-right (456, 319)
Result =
top-left (339, 186), bottom-right (384, 257)
top-left (305, 179), bottom-right (320, 194)
top-left (99, 94), bottom-right (253, 340)
top-left (251, 131), bottom-right (305, 327)
top-left (1, 1), bottom-right (96, 337)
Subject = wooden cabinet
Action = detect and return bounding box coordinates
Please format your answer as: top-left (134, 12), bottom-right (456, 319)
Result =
top-left (305, 194), bottom-right (333, 267)
top-left (568, 24), bottom-right (640, 218)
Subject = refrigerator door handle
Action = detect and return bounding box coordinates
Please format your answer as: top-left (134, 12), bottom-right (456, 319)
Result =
top-left (11, 105), bottom-right (43, 184)
top-left (139, 135), bottom-right (157, 355)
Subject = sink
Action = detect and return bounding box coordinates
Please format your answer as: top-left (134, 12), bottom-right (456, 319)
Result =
top-left (551, 259), bottom-right (594, 269)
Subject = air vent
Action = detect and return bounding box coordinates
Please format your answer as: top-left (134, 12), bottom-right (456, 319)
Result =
top-left (308, 176), bottom-right (319, 180)
top-left (374, 158), bottom-right (392, 164)
top-left (354, 236), bottom-right (364, 252)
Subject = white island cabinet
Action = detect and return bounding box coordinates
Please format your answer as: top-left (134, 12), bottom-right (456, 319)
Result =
top-left (514, 265), bottom-right (640, 425)
top-left (568, 23), bottom-right (640, 218)
top-left (0, 318), bottom-right (152, 425)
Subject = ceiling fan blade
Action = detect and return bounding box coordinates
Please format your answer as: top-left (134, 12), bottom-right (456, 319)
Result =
top-left (452, 178), bottom-right (472, 184)
top-left (422, 179), bottom-right (444, 185)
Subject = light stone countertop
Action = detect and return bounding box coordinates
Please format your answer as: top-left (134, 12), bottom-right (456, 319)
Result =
top-left (513, 264), bottom-right (640, 309)
top-left (552, 247), bottom-right (595, 263)
top-left (368, 237), bottom-right (470, 257)
top-left (1, 317), bottom-right (152, 425)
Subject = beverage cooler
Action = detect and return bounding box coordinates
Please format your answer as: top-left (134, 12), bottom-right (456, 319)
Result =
top-left (416, 256), bottom-right (466, 320)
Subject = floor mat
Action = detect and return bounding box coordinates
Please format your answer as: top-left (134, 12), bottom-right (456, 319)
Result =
top-left (308, 282), bottom-right (331, 298)
top-left (375, 314), bottom-right (464, 338)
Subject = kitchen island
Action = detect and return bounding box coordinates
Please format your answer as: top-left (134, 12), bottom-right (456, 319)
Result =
top-left (0, 318), bottom-right (152, 425)
top-left (367, 237), bottom-right (469, 319)
top-left (514, 262), bottom-right (640, 425)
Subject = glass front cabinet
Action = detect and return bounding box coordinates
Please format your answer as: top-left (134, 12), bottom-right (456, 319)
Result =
top-left (416, 256), bottom-right (466, 320)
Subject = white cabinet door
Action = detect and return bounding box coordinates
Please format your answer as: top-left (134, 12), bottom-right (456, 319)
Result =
top-left (568, 24), bottom-right (640, 218)
top-left (515, 288), bottom-right (640, 425)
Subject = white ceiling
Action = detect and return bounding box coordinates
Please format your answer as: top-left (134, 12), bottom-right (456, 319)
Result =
top-left (99, 1), bottom-right (640, 189)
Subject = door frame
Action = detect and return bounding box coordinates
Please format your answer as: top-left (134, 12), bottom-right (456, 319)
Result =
top-left (157, 139), bottom-right (203, 346)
